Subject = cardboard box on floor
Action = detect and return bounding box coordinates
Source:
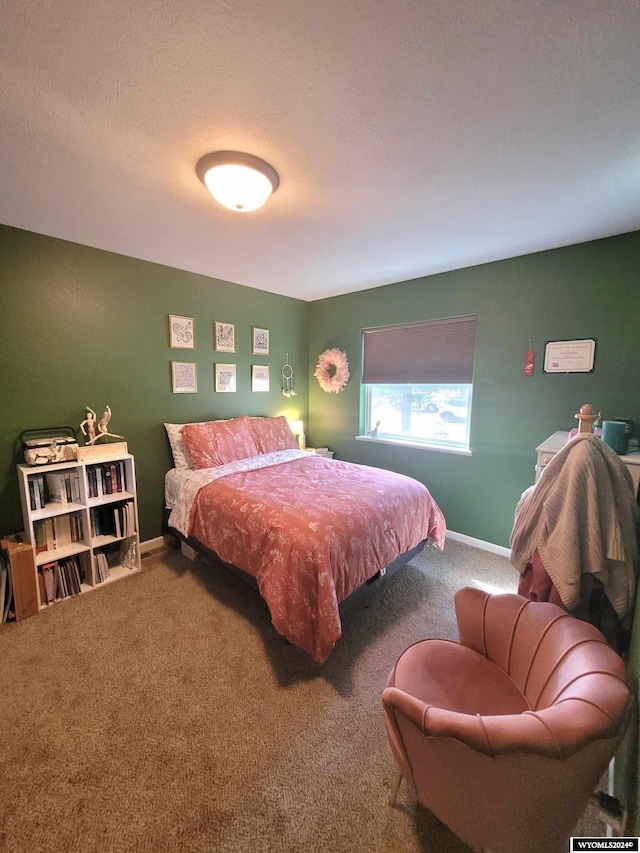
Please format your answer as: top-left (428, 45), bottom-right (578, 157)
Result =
top-left (1, 537), bottom-right (39, 620)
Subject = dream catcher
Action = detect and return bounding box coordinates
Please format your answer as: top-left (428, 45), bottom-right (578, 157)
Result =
top-left (281, 353), bottom-right (298, 398)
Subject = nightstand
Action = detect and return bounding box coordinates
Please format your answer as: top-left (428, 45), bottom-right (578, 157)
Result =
top-left (307, 447), bottom-right (334, 459)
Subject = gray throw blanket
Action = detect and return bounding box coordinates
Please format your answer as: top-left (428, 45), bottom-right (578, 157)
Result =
top-left (510, 433), bottom-right (639, 624)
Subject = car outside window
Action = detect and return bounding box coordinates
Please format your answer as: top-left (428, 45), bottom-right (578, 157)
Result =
top-left (361, 314), bottom-right (476, 452)
top-left (365, 384), bottom-right (472, 450)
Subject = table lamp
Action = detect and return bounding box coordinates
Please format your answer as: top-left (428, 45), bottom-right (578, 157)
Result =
top-left (289, 420), bottom-right (306, 450)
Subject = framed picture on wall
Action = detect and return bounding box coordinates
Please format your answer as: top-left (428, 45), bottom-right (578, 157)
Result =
top-left (214, 321), bottom-right (235, 352)
top-left (215, 363), bottom-right (237, 392)
top-left (251, 365), bottom-right (270, 392)
top-left (251, 326), bottom-right (270, 355)
top-left (171, 361), bottom-right (197, 393)
top-left (543, 338), bottom-right (597, 373)
top-left (168, 315), bottom-right (195, 349)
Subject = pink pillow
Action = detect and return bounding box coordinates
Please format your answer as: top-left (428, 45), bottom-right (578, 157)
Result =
top-left (180, 416), bottom-right (259, 469)
top-left (250, 416), bottom-right (298, 454)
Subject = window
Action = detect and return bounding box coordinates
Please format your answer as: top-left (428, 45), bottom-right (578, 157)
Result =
top-left (361, 315), bottom-right (477, 452)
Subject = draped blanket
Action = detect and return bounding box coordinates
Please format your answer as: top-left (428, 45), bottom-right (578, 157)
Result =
top-left (510, 434), bottom-right (639, 623)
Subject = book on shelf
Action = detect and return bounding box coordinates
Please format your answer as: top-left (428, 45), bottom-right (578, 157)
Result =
top-left (46, 472), bottom-right (67, 504)
top-left (73, 558), bottom-right (82, 592)
top-left (37, 570), bottom-right (46, 606)
top-left (55, 562), bottom-right (65, 599)
top-left (86, 462), bottom-right (127, 498)
top-left (40, 556), bottom-right (84, 603)
top-left (27, 474), bottom-right (47, 511)
top-left (87, 466), bottom-right (97, 498)
top-left (28, 479), bottom-right (38, 511)
top-left (33, 513), bottom-right (84, 554)
top-left (44, 518), bottom-right (55, 551)
top-left (90, 501), bottom-right (136, 539)
top-left (71, 471), bottom-right (81, 503)
top-left (59, 558), bottom-right (82, 596)
top-left (54, 514), bottom-right (70, 547)
top-left (46, 470), bottom-right (81, 505)
top-left (95, 549), bottom-right (110, 583)
top-left (41, 562), bottom-right (56, 604)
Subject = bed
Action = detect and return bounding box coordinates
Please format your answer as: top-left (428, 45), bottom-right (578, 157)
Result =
top-left (165, 416), bottom-right (445, 662)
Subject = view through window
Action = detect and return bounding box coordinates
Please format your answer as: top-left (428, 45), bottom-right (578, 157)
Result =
top-left (366, 383), bottom-right (472, 449)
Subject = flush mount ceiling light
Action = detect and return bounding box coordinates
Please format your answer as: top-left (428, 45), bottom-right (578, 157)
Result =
top-left (196, 151), bottom-right (279, 212)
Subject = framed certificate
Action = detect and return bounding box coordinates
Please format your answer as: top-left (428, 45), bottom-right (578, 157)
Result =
top-left (543, 338), bottom-right (596, 374)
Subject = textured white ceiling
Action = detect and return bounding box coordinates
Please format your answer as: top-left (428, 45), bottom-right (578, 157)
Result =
top-left (1, 0), bottom-right (639, 300)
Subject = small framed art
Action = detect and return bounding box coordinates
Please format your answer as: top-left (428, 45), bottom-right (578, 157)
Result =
top-left (171, 361), bottom-right (197, 393)
top-left (168, 315), bottom-right (195, 349)
top-left (215, 363), bottom-right (237, 392)
top-left (251, 326), bottom-right (270, 355)
top-left (251, 365), bottom-right (270, 392)
top-left (214, 321), bottom-right (235, 352)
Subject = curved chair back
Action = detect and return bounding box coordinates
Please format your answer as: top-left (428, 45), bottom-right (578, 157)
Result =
top-left (382, 588), bottom-right (631, 853)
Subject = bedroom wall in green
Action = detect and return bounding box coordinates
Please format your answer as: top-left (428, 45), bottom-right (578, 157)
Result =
top-left (0, 225), bottom-right (308, 541)
top-left (307, 230), bottom-right (640, 548)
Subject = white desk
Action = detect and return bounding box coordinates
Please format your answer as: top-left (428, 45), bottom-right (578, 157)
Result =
top-left (535, 431), bottom-right (640, 498)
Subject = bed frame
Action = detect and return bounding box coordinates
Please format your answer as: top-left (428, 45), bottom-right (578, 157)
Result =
top-left (171, 528), bottom-right (427, 596)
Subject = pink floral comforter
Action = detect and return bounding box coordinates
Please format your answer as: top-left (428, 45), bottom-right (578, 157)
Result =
top-left (168, 451), bottom-right (445, 662)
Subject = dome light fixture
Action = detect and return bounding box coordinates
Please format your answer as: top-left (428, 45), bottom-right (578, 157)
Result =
top-left (196, 151), bottom-right (279, 212)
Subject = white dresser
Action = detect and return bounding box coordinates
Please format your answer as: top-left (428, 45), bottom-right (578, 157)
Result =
top-left (535, 431), bottom-right (640, 497)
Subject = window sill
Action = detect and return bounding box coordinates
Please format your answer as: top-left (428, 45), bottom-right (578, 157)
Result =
top-left (355, 435), bottom-right (472, 456)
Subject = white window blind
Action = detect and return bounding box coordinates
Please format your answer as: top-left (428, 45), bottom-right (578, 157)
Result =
top-left (362, 315), bottom-right (477, 385)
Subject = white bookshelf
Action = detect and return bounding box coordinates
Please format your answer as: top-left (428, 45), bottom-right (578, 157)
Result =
top-left (17, 452), bottom-right (141, 610)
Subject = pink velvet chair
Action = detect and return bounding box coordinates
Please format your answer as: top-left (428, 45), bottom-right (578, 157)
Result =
top-left (382, 587), bottom-right (631, 853)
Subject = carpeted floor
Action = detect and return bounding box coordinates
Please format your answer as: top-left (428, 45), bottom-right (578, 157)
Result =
top-left (0, 539), bottom-right (601, 852)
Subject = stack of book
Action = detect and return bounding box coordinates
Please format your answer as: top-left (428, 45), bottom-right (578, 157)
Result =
top-left (27, 470), bottom-right (83, 510)
top-left (45, 470), bottom-right (81, 505)
top-left (86, 461), bottom-right (127, 498)
top-left (309, 446), bottom-right (334, 459)
top-left (33, 513), bottom-right (83, 553)
top-left (39, 556), bottom-right (84, 603)
top-left (90, 502), bottom-right (136, 539)
top-left (94, 549), bottom-right (110, 584)
top-left (27, 474), bottom-right (46, 510)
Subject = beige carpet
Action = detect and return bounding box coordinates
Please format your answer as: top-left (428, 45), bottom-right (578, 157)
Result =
top-left (0, 539), bottom-right (600, 852)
